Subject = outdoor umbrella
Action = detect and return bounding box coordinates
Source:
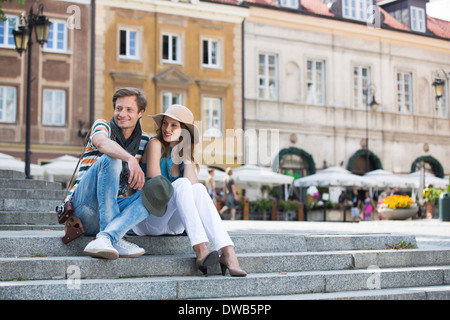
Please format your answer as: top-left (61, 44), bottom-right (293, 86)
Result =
top-left (294, 166), bottom-right (376, 188)
top-left (0, 152), bottom-right (44, 179)
top-left (406, 171), bottom-right (448, 189)
top-left (363, 169), bottom-right (417, 189)
top-left (232, 165), bottom-right (294, 189)
top-left (42, 155), bottom-right (79, 183)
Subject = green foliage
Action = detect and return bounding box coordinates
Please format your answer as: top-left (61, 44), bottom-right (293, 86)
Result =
top-left (250, 198), bottom-right (274, 212)
top-left (423, 187), bottom-right (442, 205)
top-left (278, 200), bottom-right (302, 211)
top-left (1, 0), bottom-right (27, 22)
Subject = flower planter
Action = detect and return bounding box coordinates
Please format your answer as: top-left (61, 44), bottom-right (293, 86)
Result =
top-left (378, 208), bottom-right (418, 220)
top-left (326, 209), bottom-right (345, 222)
top-left (307, 209), bottom-right (325, 221)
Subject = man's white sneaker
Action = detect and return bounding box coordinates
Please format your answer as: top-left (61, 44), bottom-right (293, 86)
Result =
top-left (114, 239), bottom-right (145, 258)
top-left (83, 236), bottom-right (119, 260)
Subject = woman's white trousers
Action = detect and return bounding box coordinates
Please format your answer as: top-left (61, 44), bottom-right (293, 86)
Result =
top-left (132, 177), bottom-right (234, 251)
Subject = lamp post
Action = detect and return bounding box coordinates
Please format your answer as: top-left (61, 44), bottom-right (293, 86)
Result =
top-left (12, 4), bottom-right (51, 179)
top-left (365, 84), bottom-right (379, 173)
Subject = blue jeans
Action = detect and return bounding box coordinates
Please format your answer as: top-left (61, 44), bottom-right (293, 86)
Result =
top-left (72, 155), bottom-right (149, 244)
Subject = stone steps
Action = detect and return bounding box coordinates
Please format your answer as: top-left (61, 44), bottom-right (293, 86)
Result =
top-left (0, 210), bottom-right (59, 226)
top-left (0, 231), bottom-right (418, 257)
top-left (1, 169), bottom-right (450, 300)
top-left (1, 265), bottom-right (449, 300)
top-left (217, 285), bottom-right (450, 300)
top-left (1, 247), bottom-right (449, 281)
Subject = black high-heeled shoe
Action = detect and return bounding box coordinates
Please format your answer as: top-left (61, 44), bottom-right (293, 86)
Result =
top-left (219, 256), bottom-right (247, 277)
top-left (196, 251), bottom-right (219, 275)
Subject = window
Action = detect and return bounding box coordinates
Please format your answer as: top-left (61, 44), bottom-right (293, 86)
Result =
top-left (353, 66), bottom-right (371, 108)
top-left (45, 20), bottom-right (68, 52)
top-left (436, 90), bottom-right (448, 118)
top-left (0, 86), bottom-right (16, 123)
top-left (162, 34), bottom-right (180, 63)
top-left (119, 28), bottom-right (138, 59)
top-left (397, 72), bottom-right (412, 113)
top-left (280, 0), bottom-right (299, 9)
top-left (202, 97), bottom-right (222, 137)
top-left (202, 39), bottom-right (220, 68)
top-left (411, 6), bottom-right (425, 32)
top-left (342, 0), bottom-right (372, 21)
top-left (162, 92), bottom-right (182, 112)
top-left (0, 16), bottom-right (17, 48)
top-left (258, 53), bottom-right (278, 100)
top-left (43, 89), bottom-right (66, 126)
top-left (307, 59), bottom-right (325, 105)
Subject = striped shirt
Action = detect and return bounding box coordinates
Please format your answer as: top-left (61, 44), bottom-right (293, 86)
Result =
top-left (65, 119), bottom-right (149, 202)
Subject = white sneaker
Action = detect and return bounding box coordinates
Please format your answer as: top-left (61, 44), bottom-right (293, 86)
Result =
top-left (113, 239), bottom-right (145, 258)
top-left (84, 236), bottom-right (119, 260)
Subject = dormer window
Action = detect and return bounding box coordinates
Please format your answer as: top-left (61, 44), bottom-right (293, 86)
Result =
top-left (280, 0), bottom-right (299, 10)
top-left (410, 6), bottom-right (425, 32)
top-left (342, 0), bottom-right (373, 22)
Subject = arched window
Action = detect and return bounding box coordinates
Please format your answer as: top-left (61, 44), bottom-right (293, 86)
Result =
top-left (275, 147), bottom-right (316, 178)
top-left (411, 155), bottom-right (444, 178)
top-left (347, 149), bottom-right (383, 175)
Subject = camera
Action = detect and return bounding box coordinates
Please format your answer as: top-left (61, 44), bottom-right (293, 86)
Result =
top-left (56, 201), bottom-right (74, 224)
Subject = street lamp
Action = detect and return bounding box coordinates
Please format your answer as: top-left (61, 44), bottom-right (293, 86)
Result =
top-left (12, 4), bottom-right (51, 179)
top-left (432, 70), bottom-right (449, 117)
top-left (365, 84), bottom-right (379, 173)
top-left (432, 76), bottom-right (445, 99)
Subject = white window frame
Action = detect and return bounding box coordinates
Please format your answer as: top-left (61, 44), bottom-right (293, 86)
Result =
top-left (410, 6), bottom-right (426, 33)
top-left (342, 0), bottom-right (372, 22)
top-left (162, 92), bottom-right (182, 112)
top-left (258, 53), bottom-right (278, 101)
top-left (353, 66), bottom-right (371, 109)
top-left (0, 15), bottom-right (18, 48)
top-left (202, 97), bottom-right (222, 138)
top-left (307, 59), bottom-right (326, 105)
top-left (397, 72), bottom-right (413, 114)
top-left (162, 33), bottom-right (180, 64)
top-left (202, 38), bottom-right (220, 69)
top-left (44, 20), bottom-right (68, 53)
top-left (279, 0), bottom-right (299, 9)
top-left (119, 28), bottom-right (139, 60)
top-left (42, 89), bottom-right (66, 126)
top-left (0, 85), bottom-right (17, 123)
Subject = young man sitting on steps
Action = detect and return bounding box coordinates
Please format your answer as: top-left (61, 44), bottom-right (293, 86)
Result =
top-left (67, 87), bottom-right (161, 260)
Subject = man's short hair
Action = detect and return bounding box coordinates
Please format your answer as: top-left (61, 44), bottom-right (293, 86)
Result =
top-left (112, 87), bottom-right (147, 113)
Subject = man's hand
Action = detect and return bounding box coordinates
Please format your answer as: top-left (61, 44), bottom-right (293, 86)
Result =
top-left (127, 156), bottom-right (145, 191)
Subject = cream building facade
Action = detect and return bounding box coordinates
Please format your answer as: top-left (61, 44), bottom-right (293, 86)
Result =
top-left (241, 3), bottom-right (450, 183)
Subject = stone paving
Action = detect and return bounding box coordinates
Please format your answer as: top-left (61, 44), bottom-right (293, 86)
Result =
top-left (223, 219), bottom-right (450, 249)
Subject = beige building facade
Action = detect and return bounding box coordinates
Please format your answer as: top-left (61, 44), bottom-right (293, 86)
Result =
top-left (0, 0), bottom-right (92, 164)
top-left (241, 3), bottom-right (450, 182)
top-left (94, 0), bottom-right (248, 169)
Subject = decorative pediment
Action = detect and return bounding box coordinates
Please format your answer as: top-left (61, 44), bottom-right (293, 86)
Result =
top-left (154, 67), bottom-right (194, 87)
top-left (110, 71), bottom-right (149, 84)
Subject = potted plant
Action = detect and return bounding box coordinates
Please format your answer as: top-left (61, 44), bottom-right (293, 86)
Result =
top-left (423, 186), bottom-right (441, 219)
top-left (307, 199), bottom-right (325, 221)
top-left (324, 200), bottom-right (345, 221)
top-left (377, 195), bottom-right (418, 220)
top-left (250, 198), bottom-right (273, 220)
top-left (278, 200), bottom-right (302, 221)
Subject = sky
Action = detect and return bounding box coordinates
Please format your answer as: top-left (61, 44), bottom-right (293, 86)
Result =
top-left (426, 0), bottom-right (450, 21)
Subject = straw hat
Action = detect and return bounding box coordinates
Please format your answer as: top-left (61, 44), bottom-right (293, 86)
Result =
top-left (149, 104), bottom-right (199, 144)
